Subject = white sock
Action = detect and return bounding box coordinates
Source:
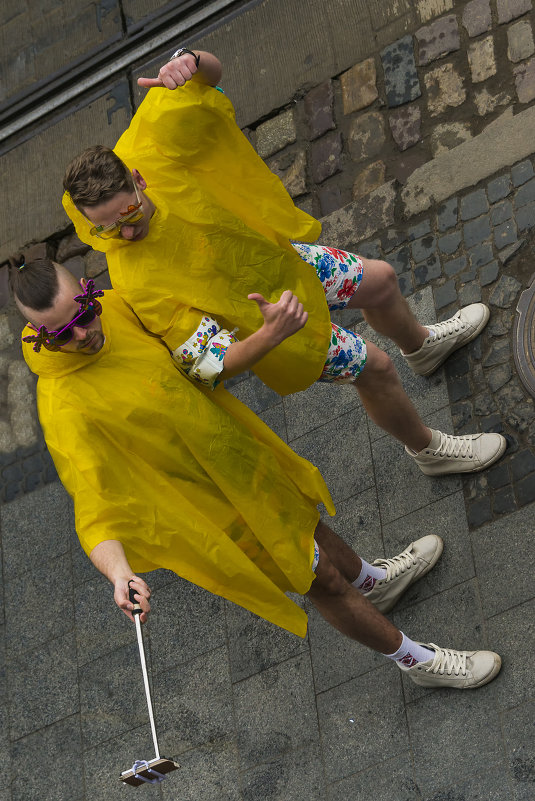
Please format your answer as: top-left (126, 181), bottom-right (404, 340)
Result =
top-left (384, 633), bottom-right (435, 669)
top-left (352, 559), bottom-right (386, 594)
top-left (426, 326), bottom-right (436, 338)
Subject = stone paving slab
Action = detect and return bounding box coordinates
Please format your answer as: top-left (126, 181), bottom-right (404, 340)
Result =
top-left (10, 716), bottom-right (84, 801)
top-left (0, 627), bottom-right (9, 790)
top-left (317, 664), bottom-right (408, 782)
top-left (291, 408), bottom-right (375, 506)
top-left (156, 647), bottom-right (236, 756)
top-left (402, 107), bottom-right (535, 216)
top-left (0, 484), bottom-right (74, 576)
top-left (282, 380), bottom-right (359, 441)
top-left (470, 502), bottom-right (535, 617)
top-left (74, 573), bottom-right (137, 667)
top-left (485, 599), bottom-right (534, 712)
top-left (501, 700), bottom-right (535, 801)
top-left (240, 742), bottom-right (324, 801)
top-left (1, 445), bottom-right (532, 800)
top-left (4, 552), bottom-right (74, 654)
top-left (326, 753), bottom-right (419, 801)
top-left (148, 577), bottom-right (228, 674)
top-left (234, 653), bottom-right (318, 770)
top-left (371, 406), bottom-right (462, 524)
top-left (226, 598), bottom-right (308, 684)
top-left (406, 687), bottom-right (504, 796)
top-left (8, 631), bottom-right (79, 741)
top-left (161, 738), bottom-right (242, 801)
top-left (190, 0), bottom-right (376, 127)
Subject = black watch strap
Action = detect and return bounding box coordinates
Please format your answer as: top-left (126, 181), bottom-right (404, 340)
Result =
top-left (169, 48), bottom-right (200, 67)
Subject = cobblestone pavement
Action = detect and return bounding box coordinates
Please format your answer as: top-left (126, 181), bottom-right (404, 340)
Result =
top-left (0, 1), bottom-right (534, 800)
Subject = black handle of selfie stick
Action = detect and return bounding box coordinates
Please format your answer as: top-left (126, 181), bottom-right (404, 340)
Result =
top-left (128, 580), bottom-right (142, 616)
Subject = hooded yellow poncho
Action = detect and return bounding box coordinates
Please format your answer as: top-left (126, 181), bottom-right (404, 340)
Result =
top-left (62, 79), bottom-right (332, 396)
top-left (23, 291), bottom-right (334, 636)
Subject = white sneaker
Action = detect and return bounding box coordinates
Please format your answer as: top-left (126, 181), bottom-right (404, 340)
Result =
top-left (407, 429), bottom-right (506, 476)
top-left (364, 535), bottom-right (443, 613)
top-left (403, 643), bottom-right (502, 689)
top-left (403, 303), bottom-right (490, 376)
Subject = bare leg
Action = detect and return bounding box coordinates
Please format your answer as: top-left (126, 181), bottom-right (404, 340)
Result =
top-left (306, 541), bottom-right (402, 654)
top-left (348, 258), bottom-right (428, 354)
top-left (314, 519), bottom-right (362, 582)
top-left (353, 341), bottom-right (432, 452)
top-left (306, 522), bottom-right (502, 689)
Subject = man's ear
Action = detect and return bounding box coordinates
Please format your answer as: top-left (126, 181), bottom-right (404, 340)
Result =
top-left (132, 169), bottom-right (147, 190)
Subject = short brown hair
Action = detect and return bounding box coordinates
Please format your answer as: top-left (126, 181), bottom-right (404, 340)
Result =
top-left (10, 256), bottom-right (59, 311)
top-left (63, 145), bottom-right (133, 209)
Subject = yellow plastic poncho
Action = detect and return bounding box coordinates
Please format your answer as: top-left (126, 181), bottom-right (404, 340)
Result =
top-left (22, 291), bottom-right (334, 637)
top-left (62, 80), bottom-right (332, 396)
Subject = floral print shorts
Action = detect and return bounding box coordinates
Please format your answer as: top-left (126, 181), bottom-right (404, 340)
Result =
top-left (292, 243), bottom-right (364, 310)
top-left (292, 243), bottom-right (367, 383)
top-left (319, 322), bottom-right (367, 383)
top-left (312, 540), bottom-right (320, 572)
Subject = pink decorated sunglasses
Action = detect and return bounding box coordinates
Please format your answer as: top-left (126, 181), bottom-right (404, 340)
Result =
top-left (23, 280), bottom-right (104, 352)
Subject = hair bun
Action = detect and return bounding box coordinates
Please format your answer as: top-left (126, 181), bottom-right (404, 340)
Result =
top-left (8, 253), bottom-right (25, 270)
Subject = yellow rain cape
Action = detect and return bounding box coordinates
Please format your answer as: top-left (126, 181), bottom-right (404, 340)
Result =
top-left (62, 80), bottom-right (332, 396)
top-left (22, 291), bottom-right (334, 637)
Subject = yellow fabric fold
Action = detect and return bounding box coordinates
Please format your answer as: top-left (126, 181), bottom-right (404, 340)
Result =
top-left (23, 291), bottom-right (335, 637)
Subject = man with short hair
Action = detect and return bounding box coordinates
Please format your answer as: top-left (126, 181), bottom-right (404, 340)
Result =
top-left (14, 257), bottom-right (502, 689)
top-left (62, 49), bottom-right (506, 477)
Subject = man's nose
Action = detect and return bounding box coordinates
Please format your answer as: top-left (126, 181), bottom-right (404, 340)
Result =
top-left (72, 326), bottom-right (88, 340)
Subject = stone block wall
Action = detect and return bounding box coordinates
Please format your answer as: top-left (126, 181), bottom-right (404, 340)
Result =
top-left (243, 0), bottom-right (535, 219)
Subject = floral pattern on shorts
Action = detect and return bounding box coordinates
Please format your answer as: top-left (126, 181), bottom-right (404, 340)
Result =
top-left (319, 323), bottom-right (367, 383)
top-left (312, 540), bottom-right (320, 572)
top-left (172, 316), bottom-right (237, 389)
top-left (176, 316), bottom-right (220, 366)
top-left (190, 329), bottom-right (237, 387)
top-left (292, 243), bottom-right (364, 310)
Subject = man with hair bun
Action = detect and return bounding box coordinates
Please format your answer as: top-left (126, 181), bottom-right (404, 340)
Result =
top-left (13, 257), bottom-right (502, 690)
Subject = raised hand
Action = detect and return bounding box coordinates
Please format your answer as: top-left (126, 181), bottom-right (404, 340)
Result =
top-left (248, 290), bottom-right (308, 346)
top-left (137, 52), bottom-right (198, 89)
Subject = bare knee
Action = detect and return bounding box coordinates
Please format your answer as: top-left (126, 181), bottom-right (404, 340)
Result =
top-left (313, 519), bottom-right (335, 549)
top-left (355, 342), bottom-right (398, 387)
top-left (361, 259), bottom-right (399, 307)
top-left (308, 547), bottom-right (348, 599)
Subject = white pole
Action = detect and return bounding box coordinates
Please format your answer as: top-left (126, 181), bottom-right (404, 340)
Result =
top-left (134, 614), bottom-right (160, 760)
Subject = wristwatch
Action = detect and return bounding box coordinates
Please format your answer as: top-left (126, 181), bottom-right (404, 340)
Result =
top-left (169, 48), bottom-right (200, 67)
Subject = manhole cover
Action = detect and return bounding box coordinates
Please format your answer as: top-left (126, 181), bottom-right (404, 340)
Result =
top-left (514, 273), bottom-right (535, 399)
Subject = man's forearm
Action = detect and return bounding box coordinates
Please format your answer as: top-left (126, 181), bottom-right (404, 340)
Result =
top-left (89, 540), bottom-right (151, 622)
top-left (89, 539), bottom-right (134, 583)
top-left (220, 326), bottom-right (278, 380)
top-left (189, 51), bottom-right (223, 86)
